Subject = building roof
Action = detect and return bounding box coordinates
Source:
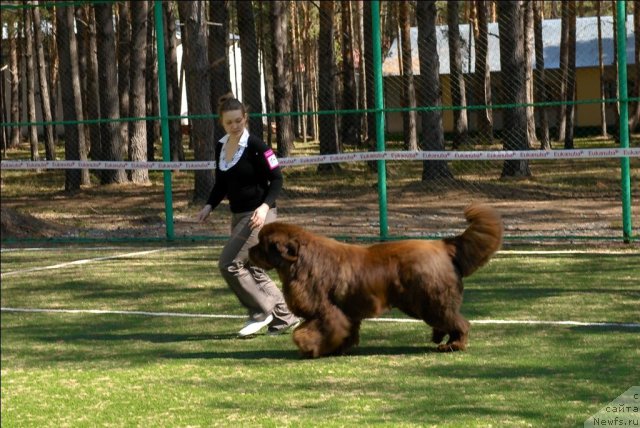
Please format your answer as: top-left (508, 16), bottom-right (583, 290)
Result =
top-left (382, 14), bottom-right (636, 76)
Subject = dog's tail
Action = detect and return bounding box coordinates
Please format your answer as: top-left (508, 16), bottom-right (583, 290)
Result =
top-left (445, 203), bottom-right (503, 277)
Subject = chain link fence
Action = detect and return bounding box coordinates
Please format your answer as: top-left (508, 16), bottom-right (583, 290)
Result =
top-left (1, 1), bottom-right (639, 243)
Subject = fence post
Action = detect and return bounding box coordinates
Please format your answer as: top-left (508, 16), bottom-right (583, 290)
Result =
top-left (154, 1), bottom-right (175, 240)
top-left (371, 0), bottom-right (388, 240)
top-left (616, 0), bottom-right (632, 243)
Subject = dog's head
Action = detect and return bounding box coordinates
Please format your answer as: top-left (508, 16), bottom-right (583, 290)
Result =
top-left (249, 222), bottom-right (303, 270)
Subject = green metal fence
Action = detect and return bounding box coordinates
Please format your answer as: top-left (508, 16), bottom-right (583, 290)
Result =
top-left (1, 1), bottom-right (638, 244)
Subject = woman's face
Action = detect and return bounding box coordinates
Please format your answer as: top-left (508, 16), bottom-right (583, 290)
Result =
top-left (221, 109), bottom-right (247, 139)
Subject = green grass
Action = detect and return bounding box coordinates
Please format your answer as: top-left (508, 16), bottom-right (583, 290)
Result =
top-left (2, 245), bottom-right (639, 427)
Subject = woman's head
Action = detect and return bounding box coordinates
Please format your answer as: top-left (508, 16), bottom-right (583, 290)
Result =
top-left (218, 94), bottom-right (247, 138)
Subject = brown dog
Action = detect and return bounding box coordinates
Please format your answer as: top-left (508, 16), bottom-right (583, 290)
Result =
top-left (249, 203), bottom-right (503, 358)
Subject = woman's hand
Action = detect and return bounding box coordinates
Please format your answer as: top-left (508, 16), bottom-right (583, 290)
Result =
top-left (249, 203), bottom-right (269, 230)
top-left (196, 204), bottom-right (213, 222)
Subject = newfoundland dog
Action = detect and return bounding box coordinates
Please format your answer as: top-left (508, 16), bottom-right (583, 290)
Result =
top-left (249, 203), bottom-right (503, 358)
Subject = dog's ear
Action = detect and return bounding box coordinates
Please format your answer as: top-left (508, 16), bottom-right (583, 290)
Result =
top-left (275, 239), bottom-right (299, 262)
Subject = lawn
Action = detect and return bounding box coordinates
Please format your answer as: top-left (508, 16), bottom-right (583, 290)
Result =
top-left (1, 245), bottom-right (638, 427)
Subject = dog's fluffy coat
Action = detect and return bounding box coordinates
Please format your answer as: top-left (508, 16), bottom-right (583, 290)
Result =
top-left (249, 203), bottom-right (503, 358)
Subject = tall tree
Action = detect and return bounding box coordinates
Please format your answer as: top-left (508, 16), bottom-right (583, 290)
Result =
top-left (631, 0), bottom-right (640, 131)
top-left (447, 0), bottom-right (469, 149)
top-left (355, 1), bottom-right (367, 145)
top-left (610, 0), bottom-right (620, 140)
top-left (23, 3), bottom-right (39, 162)
top-left (76, 6), bottom-right (102, 162)
top-left (341, 0), bottom-right (359, 146)
top-left (557, 0), bottom-right (570, 142)
top-left (524, 0), bottom-right (538, 147)
top-left (317, 0), bottom-right (341, 173)
top-left (32, 1), bottom-right (56, 160)
top-left (270, 1), bottom-right (294, 157)
top-left (146, 3), bottom-right (159, 161)
top-left (534, 0), bottom-right (551, 149)
top-left (596, 0), bottom-right (609, 138)
top-left (177, 1), bottom-right (215, 201)
top-left (237, 0), bottom-right (264, 137)
top-left (209, 0), bottom-right (232, 145)
top-left (95, 2), bottom-right (127, 184)
top-left (129, 0), bottom-right (149, 184)
top-left (290, 2), bottom-right (305, 141)
top-left (363, 0), bottom-right (377, 168)
top-left (8, 16), bottom-right (20, 149)
top-left (498, 0), bottom-right (531, 177)
top-left (475, 0), bottom-right (493, 144)
top-left (162, 1), bottom-right (184, 162)
top-left (564, 0), bottom-right (577, 149)
top-left (117, 2), bottom-right (131, 150)
top-left (416, 0), bottom-right (453, 181)
top-left (399, 0), bottom-right (418, 151)
top-left (56, 4), bottom-right (90, 189)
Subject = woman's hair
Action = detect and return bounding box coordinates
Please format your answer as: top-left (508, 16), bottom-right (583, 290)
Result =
top-left (217, 93), bottom-right (247, 119)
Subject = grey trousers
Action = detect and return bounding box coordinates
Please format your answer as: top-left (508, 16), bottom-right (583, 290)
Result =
top-left (218, 208), bottom-right (297, 329)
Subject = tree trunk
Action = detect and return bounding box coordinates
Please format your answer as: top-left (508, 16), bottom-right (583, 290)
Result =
top-left (163, 1), bottom-right (184, 162)
top-left (534, 0), bottom-right (551, 149)
top-left (95, 3), bottom-right (127, 184)
top-left (237, 0), bottom-right (264, 137)
top-left (23, 4), bottom-right (39, 162)
top-left (610, 2), bottom-right (620, 141)
top-left (475, 0), bottom-right (493, 144)
top-left (498, 0), bottom-right (531, 177)
top-left (557, 0), bottom-right (569, 142)
top-left (129, 0), bottom-right (149, 184)
top-left (596, 1), bottom-right (609, 138)
top-left (564, 1), bottom-right (576, 149)
top-left (117, 2), bottom-right (131, 152)
top-left (447, 0), bottom-right (469, 149)
top-left (49, 10), bottom-right (60, 129)
top-left (524, 0), bottom-right (538, 147)
top-left (9, 22), bottom-right (20, 149)
top-left (177, 1), bottom-right (215, 202)
top-left (209, 1), bottom-right (232, 144)
top-left (56, 5), bottom-right (90, 190)
top-left (631, 0), bottom-right (640, 131)
top-left (146, 2), bottom-right (159, 161)
top-left (32, 2), bottom-right (56, 160)
top-left (290, 2), bottom-right (306, 141)
top-left (341, 0), bottom-right (360, 146)
top-left (76, 6), bottom-right (102, 163)
top-left (363, 1), bottom-right (378, 171)
top-left (271, 1), bottom-right (294, 157)
top-left (399, 0), bottom-right (418, 151)
top-left (356, 0), bottom-right (367, 146)
top-left (257, 1), bottom-right (275, 145)
top-left (417, 1), bottom-right (453, 181)
top-left (317, 0), bottom-right (340, 173)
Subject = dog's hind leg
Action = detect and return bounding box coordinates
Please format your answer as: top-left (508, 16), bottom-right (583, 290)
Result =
top-left (436, 313), bottom-right (470, 352)
top-left (338, 319), bottom-right (361, 352)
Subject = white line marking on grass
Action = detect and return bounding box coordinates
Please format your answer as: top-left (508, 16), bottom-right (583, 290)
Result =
top-left (2, 307), bottom-right (638, 328)
top-left (0, 249), bottom-right (166, 278)
top-left (499, 250), bottom-right (639, 255)
top-left (0, 307), bottom-right (245, 319)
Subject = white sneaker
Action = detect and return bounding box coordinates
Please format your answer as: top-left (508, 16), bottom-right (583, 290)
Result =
top-left (238, 314), bottom-right (274, 337)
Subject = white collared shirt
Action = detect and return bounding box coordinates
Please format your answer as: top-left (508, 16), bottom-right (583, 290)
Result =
top-left (218, 129), bottom-right (249, 171)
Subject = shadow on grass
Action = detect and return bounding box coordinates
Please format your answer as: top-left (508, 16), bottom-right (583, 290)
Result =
top-left (160, 344), bottom-right (434, 361)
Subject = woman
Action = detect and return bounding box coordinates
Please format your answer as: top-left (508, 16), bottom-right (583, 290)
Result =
top-left (196, 96), bottom-right (299, 337)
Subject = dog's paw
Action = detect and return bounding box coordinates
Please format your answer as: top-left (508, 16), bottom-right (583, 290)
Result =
top-left (436, 342), bottom-right (466, 352)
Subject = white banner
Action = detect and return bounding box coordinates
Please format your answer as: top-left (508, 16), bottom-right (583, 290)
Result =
top-left (1, 148), bottom-right (639, 170)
